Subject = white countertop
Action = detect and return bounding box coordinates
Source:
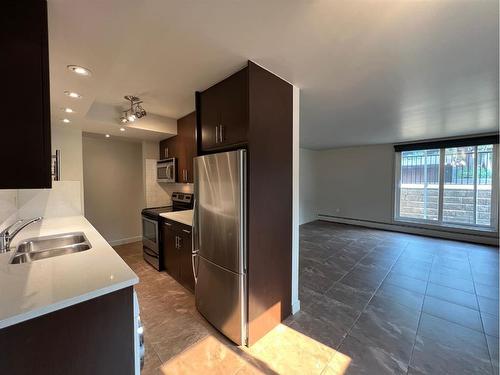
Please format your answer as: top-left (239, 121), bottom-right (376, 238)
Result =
top-left (0, 216), bottom-right (138, 329)
top-left (160, 209), bottom-right (193, 226)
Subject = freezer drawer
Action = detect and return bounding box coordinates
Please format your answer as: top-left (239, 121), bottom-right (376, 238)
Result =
top-left (195, 255), bottom-right (247, 345)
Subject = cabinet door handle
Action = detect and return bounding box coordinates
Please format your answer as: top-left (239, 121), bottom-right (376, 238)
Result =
top-left (183, 169), bottom-right (187, 182)
top-left (165, 147), bottom-right (169, 158)
top-left (219, 125), bottom-right (224, 143)
top-left (165, 222), bottom-right (172, 226)
top-left (215, 125), bottom-right (219, 144)
top-left (175, 236), bottom-right (179, 248)
top-left (182, 229), bottom-right (191, 234)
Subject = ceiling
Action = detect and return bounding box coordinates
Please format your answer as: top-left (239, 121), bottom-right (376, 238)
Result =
top-left (48, 0), bottom-right (499, 149)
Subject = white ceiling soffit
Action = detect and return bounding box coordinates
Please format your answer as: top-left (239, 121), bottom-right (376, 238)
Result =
top-left (85, 101), bottom-right (176, 133)
top-left (47, 0), bottom-right (499, 149)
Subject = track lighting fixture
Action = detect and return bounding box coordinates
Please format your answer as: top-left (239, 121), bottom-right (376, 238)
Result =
top-left (120, 95), bottom-right (147, 124)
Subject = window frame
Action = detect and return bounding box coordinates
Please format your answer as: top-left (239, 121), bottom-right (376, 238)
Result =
top-left (393, 144), bottom-right (499, 233)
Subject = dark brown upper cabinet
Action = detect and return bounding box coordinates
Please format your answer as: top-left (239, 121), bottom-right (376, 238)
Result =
top-left (176, 112), bottom-right (197, 183)
top-left (158, 111), bottom-right (196, 183)
top-left (197, 67), bottom-right (248, 152)
top-left (1, 1), bottom-right (52, 189)
top-left (159, 136), bottom-right (177, 160)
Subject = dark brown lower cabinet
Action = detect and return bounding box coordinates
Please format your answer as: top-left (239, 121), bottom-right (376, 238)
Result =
top-left (162, 220), bottom-right (194, 292)
top-left (178, 230), bottom-right (194, 291)
top-left (0, 287), bottom-right (135, 375)
top-left (163, 221), bottom-right (180, 279)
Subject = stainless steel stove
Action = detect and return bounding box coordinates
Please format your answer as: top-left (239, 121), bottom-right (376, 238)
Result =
top-left (141, 192), bottom-right (193, 270)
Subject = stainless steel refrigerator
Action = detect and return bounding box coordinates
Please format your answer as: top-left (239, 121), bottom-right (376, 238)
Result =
top-left (192, 149), bottom-right (247, 345)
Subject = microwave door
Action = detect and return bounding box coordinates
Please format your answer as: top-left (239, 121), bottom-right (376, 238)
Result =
top-left (167, 165), bottom-right (174, 181)
top-left (157, 165), bottom-right (165, 180)
top-left (157, 164), bottom-right (168, 182)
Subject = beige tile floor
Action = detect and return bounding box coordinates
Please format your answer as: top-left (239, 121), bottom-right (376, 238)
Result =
top-left (115, 241), bottom-right (350, 375)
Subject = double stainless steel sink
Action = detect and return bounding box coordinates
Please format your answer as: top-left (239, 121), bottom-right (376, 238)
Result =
top-left (9, 232), bottom-right (92, 264)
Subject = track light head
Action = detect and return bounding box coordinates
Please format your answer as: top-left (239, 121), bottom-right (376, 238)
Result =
top-left (121, 95), bottom-right (146, 124)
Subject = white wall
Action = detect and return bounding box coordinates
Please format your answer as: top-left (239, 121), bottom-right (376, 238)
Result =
top-left (83, 134), bottom-right (144, 245)
top-left (299, 148), bottom-right (318, 224)
top-left (315, 144), bottom-right (394, 223)
top-left (298, 144), bottom-right (395, 226)
top-left (51, 125), bottom-right (85, 212)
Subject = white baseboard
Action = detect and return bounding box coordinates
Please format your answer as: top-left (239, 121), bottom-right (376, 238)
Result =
top-left (291, 300), bottom-right (301, 315)
top-left (317, 214), bottom-right (498, 246)
top-left (108, 236), bottom-right (142, 247)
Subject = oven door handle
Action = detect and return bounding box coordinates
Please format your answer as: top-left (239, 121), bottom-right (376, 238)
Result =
top-left (143, 247), bottom-right (159, 259)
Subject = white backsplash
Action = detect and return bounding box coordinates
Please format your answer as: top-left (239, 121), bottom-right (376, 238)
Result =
top-left (0, 190), bottom-right (19, 231)
top-left (0, 181), bottom-right (83, 230)
top-left (18, 181), bottom-right (82, 219)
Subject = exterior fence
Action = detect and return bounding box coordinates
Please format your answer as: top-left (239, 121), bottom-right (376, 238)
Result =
top-left (401, 148), bottom-right (493, 186)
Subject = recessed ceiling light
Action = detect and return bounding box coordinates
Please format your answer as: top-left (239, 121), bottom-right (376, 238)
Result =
top-left (120, 127), bottom-right (125, 132)
top-left (67, 65), bottom-right (92, 77)
top-left (62, 118), bottom-right (70, 123)
top-left (105, 134), bottom-right (110, 138)
top-left (61, 107), bottom-right (74, 113)
top-left (64, 91), bottom-right (82, 99)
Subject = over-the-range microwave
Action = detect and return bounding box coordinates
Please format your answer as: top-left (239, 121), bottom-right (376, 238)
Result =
top-left (157, 158), bottom-right (176, 183)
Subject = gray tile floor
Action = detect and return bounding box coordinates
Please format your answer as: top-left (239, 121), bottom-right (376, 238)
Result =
top-left (291, 220), bottom-right (499, 375)
top-left (118, 221), bottom-right (498, 374)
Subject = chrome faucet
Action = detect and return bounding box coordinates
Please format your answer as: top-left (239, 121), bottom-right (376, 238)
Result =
top-left (0, 217), bottom-right (43, 253)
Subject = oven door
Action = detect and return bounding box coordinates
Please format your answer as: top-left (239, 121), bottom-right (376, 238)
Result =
top-left (142, 216), bottom-right (159, 252)
top-left (143, 246), bottom-right (160, 270)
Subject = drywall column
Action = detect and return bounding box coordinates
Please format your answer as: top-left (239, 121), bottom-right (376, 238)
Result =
top-left (299, 148), bottom-right (318, 224)
top-left (292, 85), bottom-right (300, 314)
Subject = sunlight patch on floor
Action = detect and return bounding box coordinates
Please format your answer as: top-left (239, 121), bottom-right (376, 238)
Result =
top-left (160, 323), bottom-right (351, 374)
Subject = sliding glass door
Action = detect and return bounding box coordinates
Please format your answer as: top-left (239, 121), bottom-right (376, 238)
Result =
top-left (398, 149), bottom-right (440, 221)
top-left (395, 141), bottom-right (498, 231)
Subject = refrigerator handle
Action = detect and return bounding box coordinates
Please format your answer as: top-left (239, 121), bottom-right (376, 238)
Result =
top-left (191, 197), bottom-right (199, 284)
top-left (191, 251), bottom-right (199, 284)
